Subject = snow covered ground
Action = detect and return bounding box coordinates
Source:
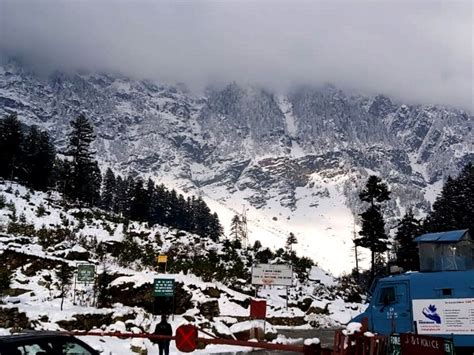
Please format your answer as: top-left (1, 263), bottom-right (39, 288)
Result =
top-left (0, 182), bottom-right (367, 354)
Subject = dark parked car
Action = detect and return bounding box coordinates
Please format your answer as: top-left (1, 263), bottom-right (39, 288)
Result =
top-left (0, 332), bottom-right (100, 355)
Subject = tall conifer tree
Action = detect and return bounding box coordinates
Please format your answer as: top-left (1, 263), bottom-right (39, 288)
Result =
top-left (394, 209), bottom-right (422, 271)
top-left (65, 114), bottom-right (98, 204)
top-left (355, 175), bottom-right (391, 282)
top-left (424, 163), bottom-right (473, 233)
top-left (0, 113), bottom-right (23, 180)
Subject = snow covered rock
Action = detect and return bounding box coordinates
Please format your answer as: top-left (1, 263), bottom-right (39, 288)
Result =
top-left (230, 320), bottom-right (277, 341)
top-left (198, 300), bottom-right (220, 320)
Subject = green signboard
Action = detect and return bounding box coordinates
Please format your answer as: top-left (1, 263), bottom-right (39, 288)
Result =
top-left (389, 334), bottom-right (454, 355)
top-left (154, 278), bottom-right (174, 297)
top-left (77, 264), bottom-right (95, 283)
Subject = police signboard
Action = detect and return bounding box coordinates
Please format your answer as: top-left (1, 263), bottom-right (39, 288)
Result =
top-left (413, 298), bottom-right (474, 335)
top-left (154, 278), bottom-right (174, 297)
top-left (77, 264), bottom-right (95, 283)
top-left (251, 264), bottom-right (292, 286)
top-left (389, 334), bottom-right (454, 355)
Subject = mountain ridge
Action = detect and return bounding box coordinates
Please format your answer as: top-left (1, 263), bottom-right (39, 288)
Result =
top-left (1, 60), bottom-right (472, 273)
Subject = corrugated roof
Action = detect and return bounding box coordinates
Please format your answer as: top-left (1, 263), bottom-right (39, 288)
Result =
top-left (414, 229), bottom-right (469, 243)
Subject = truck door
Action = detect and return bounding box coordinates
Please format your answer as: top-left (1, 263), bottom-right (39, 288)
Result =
top-left (370, 281), bottom-right (411, 335)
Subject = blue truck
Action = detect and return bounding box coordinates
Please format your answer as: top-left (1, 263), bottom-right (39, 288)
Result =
top-left (352, 230), bottom-right (474, 353)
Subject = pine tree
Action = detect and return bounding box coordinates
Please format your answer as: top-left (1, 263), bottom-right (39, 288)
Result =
top-left (207, 212), bottom-right (223, 242)
top-left (65, 114), bottom-right (98, 204)
top-left (394, 209), bottom-right (422, 271)
top-left (253, 240), bottom-right (262, 250)
top-left (359, 175), bottom-right (391, 207)
top-left (0, 113), bottom-right (24, 180)
top-left (230, 214), bottom-right (242, 240)
top-left (86, 160), bottom-right (102, 206)
top-left (149, 183), bottom-right (166, 225)
top-left (286, 232), bottom-right (298, 253)
top-left (166, 189), bottom-right (180, 226)
top-left (101, 168), bottom-right (116, 211)
top-left (355, 175), bottom-right (391, 282)
top-left (56, 264), bottom-right (73, 311)
top-left (145, 178), bottom-right (155, 223)
top-left (424, 163), bottom-right (473, 233)
top-left (113, 175), bottom-right (128, 215)
top-left (129, 178), bottom-right (148, 221)
top-left (192, 196), bottom-right (212, 236)
top-left (16, 125), bottom-right (57, 190)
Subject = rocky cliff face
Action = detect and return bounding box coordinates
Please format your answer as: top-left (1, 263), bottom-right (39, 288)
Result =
top-left (0, 60), bottom-right (472, 272)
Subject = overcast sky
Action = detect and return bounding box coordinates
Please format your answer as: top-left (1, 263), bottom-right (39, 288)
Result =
top-left (0, 0), bottom-right (472, 110)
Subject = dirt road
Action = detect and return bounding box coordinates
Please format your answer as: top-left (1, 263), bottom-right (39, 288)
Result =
top-left (212, 328), bottom-right (340, 354)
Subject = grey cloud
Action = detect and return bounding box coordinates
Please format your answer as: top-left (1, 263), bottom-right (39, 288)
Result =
top-left (0, 0), bottom-right (472, 110)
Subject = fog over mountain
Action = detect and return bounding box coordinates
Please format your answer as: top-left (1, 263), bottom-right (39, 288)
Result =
top-left (0, 0), bottom-right (472, 111)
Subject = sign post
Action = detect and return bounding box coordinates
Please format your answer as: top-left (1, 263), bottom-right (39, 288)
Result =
top-left (251, 264), bottom-right (293, 286)
top-left (74, 264), bottom-right (96, 305)
top-left (77, 264), bottom-right (96, 284)
top-left (153, 278), bottom-right (175, 319)
top-left (251, 265), bottom-right (292, 342)
top-left (156, 255), bottom-right (168, 273)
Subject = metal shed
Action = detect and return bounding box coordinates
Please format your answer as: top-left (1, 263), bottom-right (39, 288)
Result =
top-left (414, 229), bottom-right (473, 271)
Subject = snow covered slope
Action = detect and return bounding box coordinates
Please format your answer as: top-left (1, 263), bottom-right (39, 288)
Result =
top-left (0, 182), bottom-right (365, 354)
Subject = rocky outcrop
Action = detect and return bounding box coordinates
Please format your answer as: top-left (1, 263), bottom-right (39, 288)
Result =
top-left (0, 307), bottom-right (31, 329)
top-left (0, 59), bottom-right (471, 230)
top-left (56, 313), bottom-right (113, 331)
top-left (0, 250), bottom-right (66, 276)
top-left (107, 281), bottom-right (192, 314)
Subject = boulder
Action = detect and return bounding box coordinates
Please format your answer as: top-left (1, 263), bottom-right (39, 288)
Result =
top-left (297, 298), bottom-right (313, 312)
top-left (203, 287), bottom-right (221, 298)
top-left (198, 300), bottom-right (220, 320)
top-left (228, 297), bottom-right (250, 309)
top-left (307, 304), bottom-right (329, 315)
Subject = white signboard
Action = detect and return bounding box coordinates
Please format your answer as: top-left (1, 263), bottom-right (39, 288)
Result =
top-left (251, 264), bottom-right (292, 286)
top-left (413, 298), bottom-right (474, 335)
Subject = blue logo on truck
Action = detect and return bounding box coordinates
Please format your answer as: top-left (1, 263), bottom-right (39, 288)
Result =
top-left (422, 304), bottom-right (441, 324)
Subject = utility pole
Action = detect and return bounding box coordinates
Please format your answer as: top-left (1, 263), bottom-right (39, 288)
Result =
top-left (353, 220), bottom-right (360, 277)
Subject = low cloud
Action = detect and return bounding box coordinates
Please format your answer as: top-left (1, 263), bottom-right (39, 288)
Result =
top-left (0, 0), bottom-right (472, 110)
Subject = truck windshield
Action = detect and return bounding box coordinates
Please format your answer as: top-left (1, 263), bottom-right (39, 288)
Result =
top-left (378, 286), bottom-right (396, 305)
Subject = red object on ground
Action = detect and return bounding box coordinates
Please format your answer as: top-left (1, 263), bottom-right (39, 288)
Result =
top-left (175, 324), bottom-right (198, 352)
top-left (401, 333), bottom-right (444, 355)
top-left (250, 299), bottom-right (267, 319)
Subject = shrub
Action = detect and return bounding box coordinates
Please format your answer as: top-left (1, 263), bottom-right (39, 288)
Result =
top-left (7, 222), bottom-right (36, 237)
top-left (36, 203), bottom-right (47, 217)
top-left (0, 268), bottom-right (12, 297)
top-left (38, 227), bottom-right (75, 249)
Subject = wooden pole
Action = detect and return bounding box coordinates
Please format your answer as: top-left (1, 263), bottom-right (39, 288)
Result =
top-left (73, 272), bottom-right (77, 305)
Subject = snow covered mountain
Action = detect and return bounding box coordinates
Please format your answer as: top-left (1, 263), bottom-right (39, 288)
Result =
top-left (0, 59), bottom-right (472, 274)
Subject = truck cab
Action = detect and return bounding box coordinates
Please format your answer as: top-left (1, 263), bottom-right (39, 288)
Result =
top-left (352, 229), bottom-right (474, 350)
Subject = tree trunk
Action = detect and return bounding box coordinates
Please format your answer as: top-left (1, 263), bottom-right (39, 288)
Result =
top-left (60, 286), bottom-right (64, 311)
top-left (371, 250), bottom-right (375, 283)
